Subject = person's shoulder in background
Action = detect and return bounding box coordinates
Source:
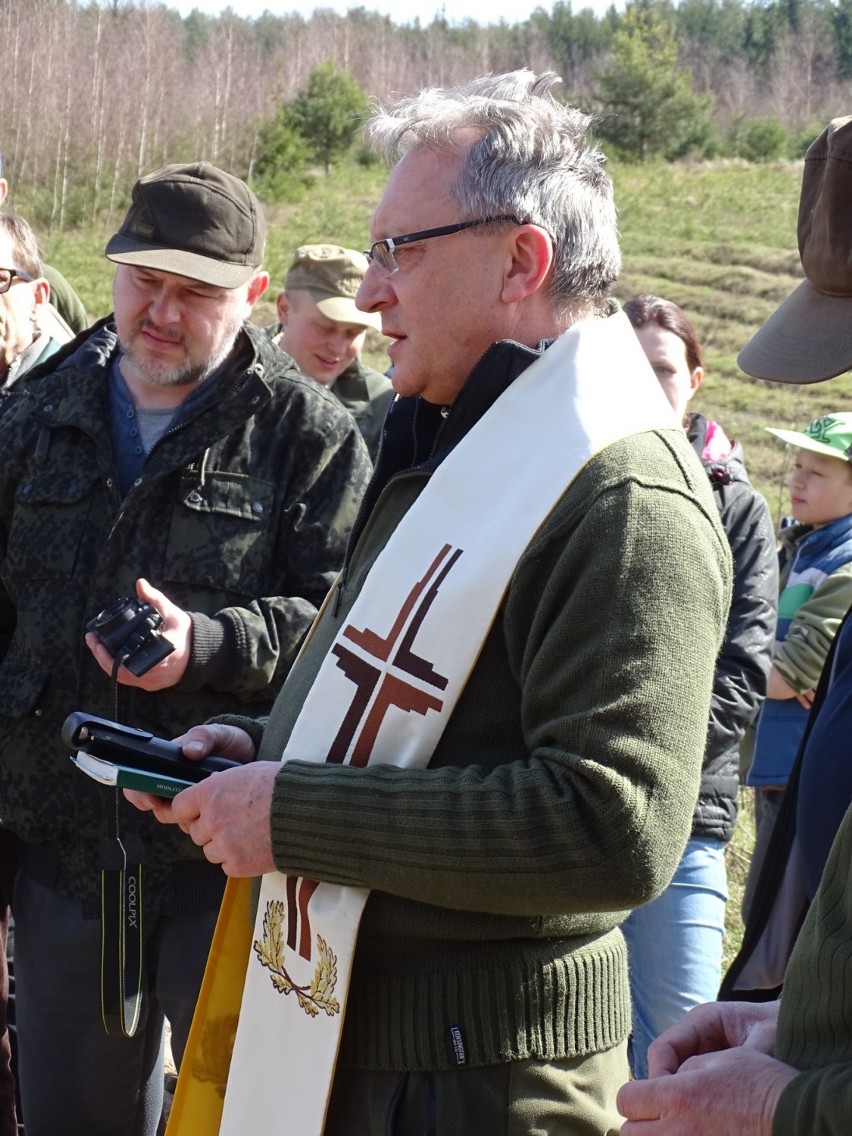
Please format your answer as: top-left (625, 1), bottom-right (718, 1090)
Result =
top-left (42, 263), bottom-right (89, 335)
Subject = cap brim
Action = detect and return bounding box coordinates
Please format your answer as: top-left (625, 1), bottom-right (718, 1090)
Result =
top-left (765, 425), bottom-right (852, 461)
top-left (105, 234), bottom-right (258, 289)
top-left (314, 293), bottom-right (381, 331)
top-left (737, 279), bottom-right (852, 384)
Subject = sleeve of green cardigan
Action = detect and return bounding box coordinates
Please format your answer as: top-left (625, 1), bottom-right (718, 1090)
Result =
top-left (773, 1067), bottom-right (852, 1136)
top-left (267, 436), bottom-right (732, 916)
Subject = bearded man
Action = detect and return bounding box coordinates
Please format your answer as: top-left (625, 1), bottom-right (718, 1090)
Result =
top-left (0, 162), bottom-right (371, 1135)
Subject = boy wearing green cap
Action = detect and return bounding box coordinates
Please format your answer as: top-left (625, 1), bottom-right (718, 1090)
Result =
top-left (742, 412), bottom-right (852, 913)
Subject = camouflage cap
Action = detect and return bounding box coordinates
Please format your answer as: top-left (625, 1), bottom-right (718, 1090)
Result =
top-left (284, 244), bottom-right (380, 330)
top-left (105, 162), bottom-right (266, 288)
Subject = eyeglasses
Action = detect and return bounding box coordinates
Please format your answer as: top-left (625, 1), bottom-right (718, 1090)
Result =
top-left (0, 268), bottom-right (34, 295)
top-left (364, 216), bottom-right (522, 276)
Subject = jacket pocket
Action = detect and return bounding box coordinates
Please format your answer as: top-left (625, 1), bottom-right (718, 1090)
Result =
top-left (0, 661), bottom-right (51, 777)
top-left (163, 472), bottom-right (275, 595)
top-left (5, 470), bottom-right (99, 580)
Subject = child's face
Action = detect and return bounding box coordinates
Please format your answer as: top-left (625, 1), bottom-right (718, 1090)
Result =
top-left (788, 447), bottom-right (852, 527)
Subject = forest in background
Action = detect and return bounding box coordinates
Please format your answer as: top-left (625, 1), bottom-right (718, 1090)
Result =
top-left (2, 0), bottom-right (851, 230)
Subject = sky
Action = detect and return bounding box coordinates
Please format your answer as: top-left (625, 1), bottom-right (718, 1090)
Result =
top-left (172, 0), bottom-right (621, 29)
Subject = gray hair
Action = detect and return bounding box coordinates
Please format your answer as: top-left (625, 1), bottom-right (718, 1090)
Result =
top-left (363, 70), bottom-right (621, 316)
top-left (0, 213), bottom-right (43, 279)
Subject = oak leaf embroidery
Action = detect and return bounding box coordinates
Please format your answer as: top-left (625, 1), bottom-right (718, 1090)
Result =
top-left (253, 900), bottom-right (340, 1018)
top-left (194, 1014), bottom-right (240, 1098)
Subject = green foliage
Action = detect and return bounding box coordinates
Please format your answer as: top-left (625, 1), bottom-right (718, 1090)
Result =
top-left (252, 112), bottom-right (314, 203)
top-left (788, 123), bottom-right (825, 159)
top-left (594, 9), bottom-right (716, 162)
top-left (674, 0), bottom-right (747, 64)
top-left (741, 0), bottom-right (787, 72)
top-left (252, 62), bottom-right (369, 197)
top-left (534, 1), bottom-right (615, 81)
top-left (286, 62), bottom-right (369, 176)
top-left (729, 115), bottom-right (790, 162)
top-left (834, 0), bottom-right (852, 77)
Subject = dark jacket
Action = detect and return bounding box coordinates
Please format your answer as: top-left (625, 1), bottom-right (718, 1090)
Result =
top-left (687, 413), bottom-right (777, 842)
top-left (329, 357), bottom-right (394, 461)
top-left (720, 603), bottom-right (852, 1001)
top-left (0, 318), bottom-right (372, 912)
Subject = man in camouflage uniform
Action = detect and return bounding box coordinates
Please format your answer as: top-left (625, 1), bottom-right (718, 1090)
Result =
top-left (0, 162), bottom-right (371, 1136)
top-left (267, 244), bottom-right (394, 459)
top-left (0, 210), bottom-right (78, 1136)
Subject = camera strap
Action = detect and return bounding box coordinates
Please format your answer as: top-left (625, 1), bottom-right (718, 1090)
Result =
top-left (100, 659), bottom-right (145, 1037)
top-left (100, 789), bottom-right (145, 1037)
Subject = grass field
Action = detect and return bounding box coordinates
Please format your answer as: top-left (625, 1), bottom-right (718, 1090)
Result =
top-left (40, 154), bottom-right (843, 519)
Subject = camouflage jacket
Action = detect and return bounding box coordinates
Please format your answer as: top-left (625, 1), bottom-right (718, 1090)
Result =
top-left (0, 318), bottom-right (371, 912)
top-left (331, 359), bottom-right (395, 461)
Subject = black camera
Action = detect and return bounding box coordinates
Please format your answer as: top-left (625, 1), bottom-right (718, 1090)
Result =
top-left (86, 597), bottom-right (175, 677)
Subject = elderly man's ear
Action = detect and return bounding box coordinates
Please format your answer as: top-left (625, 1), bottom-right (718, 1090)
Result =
top-left (29, 279), bottom-right (51, 325)
top-left (0, 179), bottom-right (7, 206)
top-left (500, 223), bottom-right (554, 306)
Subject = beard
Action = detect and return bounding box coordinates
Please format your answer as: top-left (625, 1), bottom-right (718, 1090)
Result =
top-left (121, 317), bottom-right (242, 388)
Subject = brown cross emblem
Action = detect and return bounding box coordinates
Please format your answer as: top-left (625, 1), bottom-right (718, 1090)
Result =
top-left (327, 542), bottom-right (463, 767)
top-left (285, 542), bottom-right (462, 960)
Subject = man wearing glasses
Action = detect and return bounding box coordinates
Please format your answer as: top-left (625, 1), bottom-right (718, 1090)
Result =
top-left (0, 213), bottom-right (70, 390)
top-left (131, 72), bottom-right (731, 1134)
top-left (0, 153), bottom-right (89, 336)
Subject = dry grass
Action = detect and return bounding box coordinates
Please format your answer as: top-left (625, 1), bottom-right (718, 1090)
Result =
top-left (724, 789), bottom-right (756, 972)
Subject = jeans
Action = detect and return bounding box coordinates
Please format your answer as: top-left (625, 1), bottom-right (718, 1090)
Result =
top-left (621, 836), bottom-right (728, 1079)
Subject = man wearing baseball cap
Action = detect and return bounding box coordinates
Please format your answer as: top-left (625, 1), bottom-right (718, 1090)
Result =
top-left (268, 244), bottom-right (394, 458)
top-left (618, 117), bottom-right (852, 1136)
top-left (0, 162), bottom-right (371, 1135)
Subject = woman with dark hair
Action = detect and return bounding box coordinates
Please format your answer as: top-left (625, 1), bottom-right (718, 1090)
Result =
top-left (620, 295), bottom-right (778, 1077)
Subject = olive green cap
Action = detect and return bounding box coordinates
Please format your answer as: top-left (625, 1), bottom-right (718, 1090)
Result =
top-left (105, 162), bottom-right (265, 288)
top-left (285, 244), bottom-right (380, 329)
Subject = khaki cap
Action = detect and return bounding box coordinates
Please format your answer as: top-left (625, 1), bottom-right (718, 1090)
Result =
top-left (738, 116), bottom-right (852, 384)
top-left (285, 244), bottom-right (380, 330)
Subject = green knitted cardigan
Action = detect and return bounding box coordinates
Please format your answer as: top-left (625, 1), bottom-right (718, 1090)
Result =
top-left (229, 428), bottom-right (731, 1071)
